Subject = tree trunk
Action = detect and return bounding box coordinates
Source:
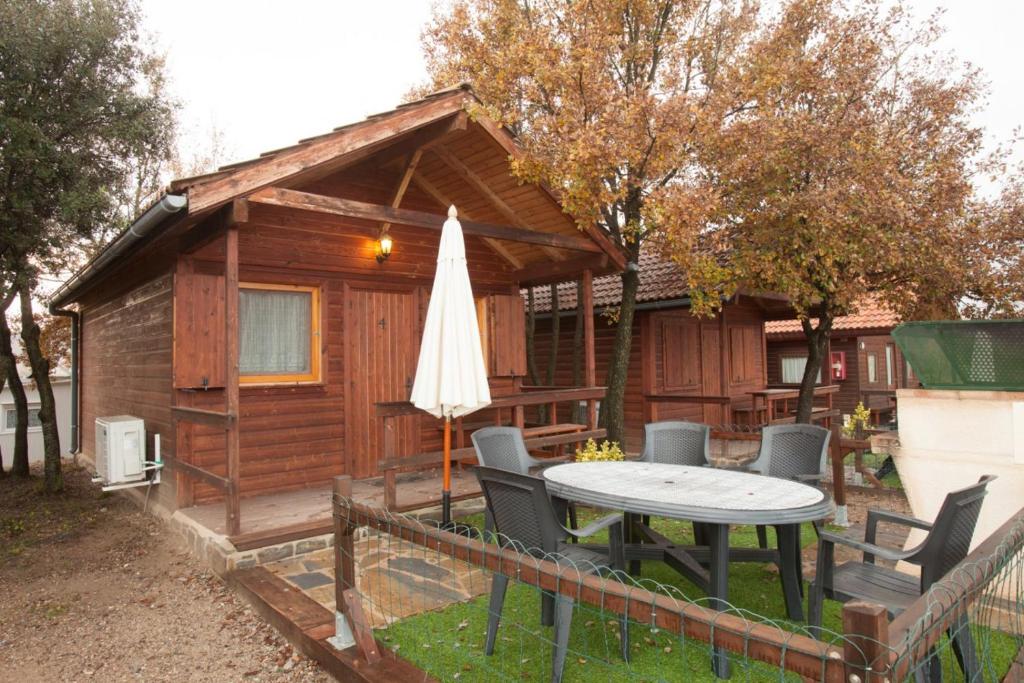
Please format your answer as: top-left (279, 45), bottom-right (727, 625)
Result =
top-left (796, 313), bottom-right (833, 424)
top-left (602, 267), bottom-right (640, 446)
top-left (19, 283), bottom-right (62, 492)
top-left (0, 361), bottom-right (6, 478)
top-left (0, 308), bottom-right (29, 477)
top-left (571, 279), bottom-right (585, 423)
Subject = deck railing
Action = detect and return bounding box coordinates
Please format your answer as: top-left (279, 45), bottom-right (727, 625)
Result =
top-left (374, 386), bottom-right (606, 510)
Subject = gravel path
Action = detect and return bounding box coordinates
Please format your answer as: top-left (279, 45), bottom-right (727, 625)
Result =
top-left (0, 464), bottom-right (330, 682)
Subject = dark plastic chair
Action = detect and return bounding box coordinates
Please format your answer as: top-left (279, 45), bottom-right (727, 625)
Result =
top-left (809, 475), bottom-right (995, 681)
top-left (746, 424), bottom-right (831, 591)
top-left (747, 423), bottom-right (831, 482)
top-left (471, 425), bottom-right (578, 532)
top-left (474, 466), bottom-right (629, 683)
top-left (639, 421), bottom-right (711, 466)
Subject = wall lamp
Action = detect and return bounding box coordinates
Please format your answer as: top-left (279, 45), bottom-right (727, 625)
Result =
top-left (375, 230), bottom-right (393, 263)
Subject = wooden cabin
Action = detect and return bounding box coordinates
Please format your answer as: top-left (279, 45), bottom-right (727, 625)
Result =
top-left (50, 85), bottom-right (625, 542)
top-left (529, 253), bottom-right (810, 452)
top-left (765, 298), bottom-right (911, 425)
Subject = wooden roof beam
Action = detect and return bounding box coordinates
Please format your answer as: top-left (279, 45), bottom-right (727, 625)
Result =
top-left (467, 118), bottom-right (627, 271)
top-left (514, 253), bottom-right (610, 286)
top-left (429, 146), bottom-right (566, 262)
top-left (410, 171), bottom-right (523, 268)
top-left (379, 149), bottom-right (423, 234)
top-left (186, 92), bottom-right (469, 214)
top-left (247, 187), bottom-right (604, 253)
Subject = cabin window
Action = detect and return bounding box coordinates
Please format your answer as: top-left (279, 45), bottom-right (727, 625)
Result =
top-left (885, 345), bottom-right (894, 386)
top-left (780, 355), bottom-right (821, 384)
top-left (3, 405), bottom-right (42, 432)
top-left (867, 353), bottom-right (878, 383)
top-left (239, 283), bottom-right (320, 384)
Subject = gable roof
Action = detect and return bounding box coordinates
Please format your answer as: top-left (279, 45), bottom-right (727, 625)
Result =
top-left (52, 84), bottom-right (625, 308)
top-left (765, 296), bottom-right (901, 339)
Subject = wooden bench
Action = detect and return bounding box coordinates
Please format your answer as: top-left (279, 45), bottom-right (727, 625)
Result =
top-left (378, 427), bottom-right (606, 510)
top-left (523, 422), bottom-right (587, 457)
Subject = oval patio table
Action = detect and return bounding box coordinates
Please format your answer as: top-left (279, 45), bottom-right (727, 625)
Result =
top-left (542, 461), bottom-right (834, 678)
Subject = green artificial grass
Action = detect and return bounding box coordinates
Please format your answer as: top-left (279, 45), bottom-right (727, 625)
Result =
top-left (382, 511), bottom-right (1019, 682)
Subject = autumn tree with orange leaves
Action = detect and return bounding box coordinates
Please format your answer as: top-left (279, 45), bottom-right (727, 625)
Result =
top-left (670, 0), bottom-right (1022, 422)
top-left (422, 0), bottom-right (758, 443)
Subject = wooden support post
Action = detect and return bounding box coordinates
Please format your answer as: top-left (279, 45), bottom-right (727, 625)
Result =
top-left (225, 224), bottom-right (241, 537)
top-left (582, 269), bottom-right (597, 429)
top-left (382, 416), bottom-right (397, 508)
top-left (842, 601), bottom-right (890, 683)
top-left (341, 589), bottom-right (381, 664)
top-left (719, 306), bottom-right (730, 426)
top-left (830, 421), bottom-right (848, 526)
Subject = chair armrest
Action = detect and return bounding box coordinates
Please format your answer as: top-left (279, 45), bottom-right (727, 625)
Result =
top-left (866, 509), bottom-right (933, 533)
top-left (818, 529), bottom-right (912, 563)
top-left (794, 473), bottom-right (824, 483)
top-left (565, 513), bottom-right (622, 540)
top-left (863, 509), bottom-right (931, 563)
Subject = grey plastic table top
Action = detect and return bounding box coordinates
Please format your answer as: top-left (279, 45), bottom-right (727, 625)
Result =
top-left (542, 462), bottom-right (834, 525)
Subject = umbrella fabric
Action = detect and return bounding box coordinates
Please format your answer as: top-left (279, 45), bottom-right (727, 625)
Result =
top-left (410, 206), bottom-right (491, 419)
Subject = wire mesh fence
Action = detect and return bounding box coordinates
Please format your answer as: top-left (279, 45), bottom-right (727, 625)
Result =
top-left (330, 484), bottom-right (1023, 682)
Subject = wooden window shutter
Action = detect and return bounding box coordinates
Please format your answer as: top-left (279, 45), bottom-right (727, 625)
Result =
top-left (661, 318), bottom-right (701, 391)
top-left (173, 267), bottom-right (226, 389)
top-left (487, 294), bottom-right (526, 377)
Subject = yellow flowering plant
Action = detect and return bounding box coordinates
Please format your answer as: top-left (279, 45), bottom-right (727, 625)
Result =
top-left (575, 438), bottom-right (625, 462)
top-left (842, 402), bottom-right (872, 438)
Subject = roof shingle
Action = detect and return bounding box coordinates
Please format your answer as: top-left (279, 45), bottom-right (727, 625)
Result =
top-left (529, 252), bottom-right (690, 312)
top-left (764, 297), bottom-right (900, 338)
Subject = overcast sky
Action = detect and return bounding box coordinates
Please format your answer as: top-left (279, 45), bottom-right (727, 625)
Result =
top-left (140, 0), bottom-right (1023, 171)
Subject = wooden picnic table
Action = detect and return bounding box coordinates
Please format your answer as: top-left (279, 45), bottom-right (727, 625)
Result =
top-left (542, 461), bottom-right (834, 679)
top-left (748, 385), bottom-right (839, 425)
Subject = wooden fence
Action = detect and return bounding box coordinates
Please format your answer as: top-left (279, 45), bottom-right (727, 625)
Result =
top-left (331, 465), bottom-right (1024, 682)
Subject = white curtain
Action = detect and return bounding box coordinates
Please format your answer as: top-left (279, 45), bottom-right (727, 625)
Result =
top-left (781, 356), bottom-right (821, 384)
top-left (240, 289), bottom-right (311, 375)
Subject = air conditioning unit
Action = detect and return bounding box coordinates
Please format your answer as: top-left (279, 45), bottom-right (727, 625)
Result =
top-left (95, 416), bottom-right (146, 485)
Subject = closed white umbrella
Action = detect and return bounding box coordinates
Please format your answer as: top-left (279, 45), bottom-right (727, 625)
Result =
top-left (410, 205), bottom-right (491, 523)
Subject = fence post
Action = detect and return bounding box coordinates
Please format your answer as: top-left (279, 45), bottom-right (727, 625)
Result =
top-left (329, 475), bottom-right (357, 651)
top-left (382, 416), bottom-right (397, 508)
top-left (830, 422), bottom-right (849, 526)
top-left (842, 601), bottom-right (890, 683)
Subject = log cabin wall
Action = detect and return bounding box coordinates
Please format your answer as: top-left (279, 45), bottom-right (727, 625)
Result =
top-left (77, 253), bottom-right (178, 511)
top-left (533, 297), bottom-right (769, 453)
top-left (766, 333), bottom-right (906, 422)
top-left (177, 163), bottom-right (522, 504)
top-left (532, 312), bottom-right (644, 450)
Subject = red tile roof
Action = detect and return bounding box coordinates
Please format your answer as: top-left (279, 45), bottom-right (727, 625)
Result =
top-left (529, 252), bottom-right (690, 312)
top-left (764, 297), bottom-right (901, 338)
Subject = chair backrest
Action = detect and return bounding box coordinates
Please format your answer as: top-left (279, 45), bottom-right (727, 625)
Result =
top-left (474, 466), bottom-right (564, 554)
top-left (912, 475), bottom-right (996, 589)
top-left (752, 424), bottom-right (831, 479)
top-left (471, 426), bottom-right (533, 475)
top-left (640, 421), bottom-right (711, 466)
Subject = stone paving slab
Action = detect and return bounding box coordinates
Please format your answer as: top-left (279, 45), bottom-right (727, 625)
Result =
top-left (264, 530), bottom-right (490, 629)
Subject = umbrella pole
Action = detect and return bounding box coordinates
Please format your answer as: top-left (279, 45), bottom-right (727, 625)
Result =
top-left (442, 415), bottom-right (452, 525)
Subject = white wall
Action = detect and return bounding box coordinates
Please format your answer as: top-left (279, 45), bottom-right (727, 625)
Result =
top-left (0, 377), bottom-right (72, 468)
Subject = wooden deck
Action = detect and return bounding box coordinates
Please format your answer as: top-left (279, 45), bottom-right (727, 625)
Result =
top-left (179, 468), bottom-right (483, 550)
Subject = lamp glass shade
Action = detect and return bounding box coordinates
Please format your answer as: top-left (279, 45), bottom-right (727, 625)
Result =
top-left (376, 233), bottom-right (393, 261)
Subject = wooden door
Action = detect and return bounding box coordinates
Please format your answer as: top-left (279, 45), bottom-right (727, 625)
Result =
top-left (701, 326), bottom-right (723, 424)
top-left (345, 286), bottom-right (421, 478)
